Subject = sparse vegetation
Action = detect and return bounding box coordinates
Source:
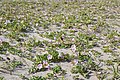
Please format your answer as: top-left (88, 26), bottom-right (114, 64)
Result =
top-left (0, 0), bottom-right (120, 80)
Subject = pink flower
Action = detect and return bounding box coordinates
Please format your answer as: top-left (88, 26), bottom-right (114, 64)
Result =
top-left (72, 38), bottom-right (75, 42)
top-left (43, 60), bottom-right (50, 69)
top-left (44, 63), bottom-right (50, 69)
top-left (71, 59), bottom-right (78, 65)
top-left (4, 20), bottom-right (10, 24)
top-left (47, 54), bottom-right (52, 60)
top-left (54, 37), bottom-right (56, 40)
top-left (0, 40), bottom-right (2, 45)
top-left (37, 64), bottom-right (43, 69)
top-left (71, 44), bottom-right (76, 53)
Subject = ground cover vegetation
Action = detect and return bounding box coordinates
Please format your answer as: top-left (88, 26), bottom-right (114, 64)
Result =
top-left (0, 0), bottom-right (120, 80)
